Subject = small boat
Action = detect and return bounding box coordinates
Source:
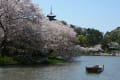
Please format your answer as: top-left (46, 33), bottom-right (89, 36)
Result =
top-left (86, 65), bottom-right (104, 73)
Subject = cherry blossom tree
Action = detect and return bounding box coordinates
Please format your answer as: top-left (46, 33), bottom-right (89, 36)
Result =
top-left (0, 0), bottom-right (78, 63)
top-left (41, 19), bottom-right (77, 59)
top-left (0, 0), bottom-right (45, 63)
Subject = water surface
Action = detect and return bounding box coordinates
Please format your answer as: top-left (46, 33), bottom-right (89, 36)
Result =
top-left (0, 56), bottom-right (120, 80)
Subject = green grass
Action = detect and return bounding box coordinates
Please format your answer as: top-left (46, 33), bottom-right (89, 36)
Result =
top-left (0, 55), bottom-right (65, 65)
top-left (102, 52), bottom-right (113, 56)
top-left (47, 57), bottom-right (65, 64)
top-left (0, 55), bottom-right (18, 65)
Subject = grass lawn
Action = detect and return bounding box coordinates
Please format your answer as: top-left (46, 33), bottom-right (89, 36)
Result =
top-left (47, 57), bottom-right (65, 64)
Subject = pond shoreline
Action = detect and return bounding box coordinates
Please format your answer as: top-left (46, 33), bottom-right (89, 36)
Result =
top-left (0, 55), bottom-right (120, 68)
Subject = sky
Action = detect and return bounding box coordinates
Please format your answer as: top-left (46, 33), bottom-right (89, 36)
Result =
top-left (32, 0), bottom-right (120, 33)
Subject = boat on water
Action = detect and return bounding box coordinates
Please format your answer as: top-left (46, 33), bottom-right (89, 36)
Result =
top-left (86, 65), bottom-right (104, 73)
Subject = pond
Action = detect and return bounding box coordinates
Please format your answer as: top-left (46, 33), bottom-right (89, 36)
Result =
top-left (0, 56), bottom-right (120, 80)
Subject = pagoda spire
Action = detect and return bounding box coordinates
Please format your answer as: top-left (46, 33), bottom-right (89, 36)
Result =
top-left (50, 5), bottom-right (53, 14)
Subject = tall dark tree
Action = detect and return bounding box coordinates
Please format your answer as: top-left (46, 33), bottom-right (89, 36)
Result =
top-left (86, 28), bottom-right (103, 46)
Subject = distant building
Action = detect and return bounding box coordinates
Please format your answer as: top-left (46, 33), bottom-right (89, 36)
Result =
top-left (47, 6), bottom-right (56, 21)
top-left (107, 42), bottom-right (120, 55)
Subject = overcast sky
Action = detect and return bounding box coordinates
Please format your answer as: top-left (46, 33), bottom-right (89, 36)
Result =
top-left (32, 0), bottom-right (120, 33)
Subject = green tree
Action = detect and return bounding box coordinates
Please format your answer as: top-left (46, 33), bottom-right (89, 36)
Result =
top-left (76, 35), bottom-right (87, 46)
top-left (102, 27), bottom-right (120, 51)
top-left (86, 28), bottom-right (103, 46)
top-left (70, 25), bottom-right (103, 47)
top-left (103, 27), bottom-right (120, 44)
